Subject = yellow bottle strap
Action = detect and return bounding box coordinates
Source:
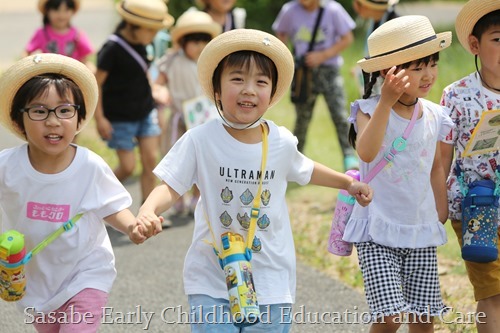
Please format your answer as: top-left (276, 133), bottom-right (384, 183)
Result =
top-left (203, 123), bottom-right (269, 257)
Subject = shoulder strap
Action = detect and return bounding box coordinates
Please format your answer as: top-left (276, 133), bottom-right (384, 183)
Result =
top-left (364, 103), bottom-right (419, 183)
top-left (22, 214), bottom-right (83, 264)
top-left (108, 34), bottom-right (148, 72)
top-left (308, 7), bottom-right (324, 52)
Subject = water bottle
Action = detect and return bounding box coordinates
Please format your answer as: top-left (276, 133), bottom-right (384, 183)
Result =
top-left (328, 170), bottom-right (360, 256)
top-left (0, 230), bottom-right (28, 301)
top-left (219, 232), bottom-right (260, 327)
top-left (461, 179), bottom-right (499, 263)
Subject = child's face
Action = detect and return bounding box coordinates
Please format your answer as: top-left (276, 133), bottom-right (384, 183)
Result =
top-left (22, 84), bottom-right (79, 159)
top-left (205, 0), bottom-right (236, 13)
top-left (185, 40), bottom-right (210, 62)
top-left (469, 25), bottom-right (500, 76)
top-left (216, 59), bottom-right (273, 126)
top-left (299, 0), bottom-right (320, 11)
top-left (46, 2), bottom-right (75, 30)
top-left (397, 60), bottom-right (439, 100)
top-left (133, 27), bottom-right (159, 46)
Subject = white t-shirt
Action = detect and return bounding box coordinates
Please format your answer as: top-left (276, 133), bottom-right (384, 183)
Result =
top-left (344, 97), bottom-right (454, 248)
top-left (157, 49), bottom-right (201, 116)
top-left (153, 119), bottom-right (314, 304)
top-left (0, 145), bottom-right (132, 313)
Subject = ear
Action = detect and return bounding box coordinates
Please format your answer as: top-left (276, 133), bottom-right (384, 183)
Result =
top-left (467, 35), bottom-right (480, 55)
top-left (380, 69), bottom-right (389, 79)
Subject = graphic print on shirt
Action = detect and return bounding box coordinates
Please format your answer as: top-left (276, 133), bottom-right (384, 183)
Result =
top-left (26, 202), bottom-right (70, 222)
top-left (218, 166), bottom-right (275, 254)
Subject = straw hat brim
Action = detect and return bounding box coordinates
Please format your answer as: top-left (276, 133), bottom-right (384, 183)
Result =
top-left (38, 0), bottom-right (80, 14)
top-left (0, 54), bottom-right (98, 141)
top-left (356, 0), bottom-right (399, 11)
top-left (197, 29), bottom-right (294, 109)
top-left (116, 3), bottom-right (175, 30)
top-left (170, 23), bottom-right (221, 45)
top-left (357, 31), bottom-right (452, 73)
top-left (455, 0), bottom-right (500, 54)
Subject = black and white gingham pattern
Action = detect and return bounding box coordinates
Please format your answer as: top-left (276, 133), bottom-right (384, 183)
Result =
top-left (356, 241), bottom-right (447, 320)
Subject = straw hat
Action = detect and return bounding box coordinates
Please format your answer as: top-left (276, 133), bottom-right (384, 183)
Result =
top-left (358, 15), bottom-right (452, 73)
top-left (455, 0), bottom-right (500, 54)
top-left (170, 11), bottom-right (221, 45)
top-left (0, 54), bottom-right (98, 141)
top-left (116, 0), bottom-right (174, 30)
top-left (38, 0), bottom-right (80, 14)
top-left (197, 29), bottom-right (294, 109)
top-left (356, 0), bottom-right (399, 11)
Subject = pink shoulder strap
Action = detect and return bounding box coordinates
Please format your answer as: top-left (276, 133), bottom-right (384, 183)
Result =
top-left (364, 103), bottom-right (419, 183)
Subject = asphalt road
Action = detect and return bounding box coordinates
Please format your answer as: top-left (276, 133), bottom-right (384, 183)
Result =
top-left (0, 1), bottom-right (373, 332)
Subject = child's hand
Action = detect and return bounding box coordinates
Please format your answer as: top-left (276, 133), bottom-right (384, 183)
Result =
top-left (380, 66), bottom-right (410, 106)
top-left (347, 181), bottom-right (373, 207)
top-left (131, 213), bottom-right (164, 244)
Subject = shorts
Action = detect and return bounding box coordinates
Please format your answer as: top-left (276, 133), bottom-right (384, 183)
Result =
top-left (188, 294), bottom-right (292, 332)
top-left (356, 241), bottom-right (446, 320)
top-left (108, 109), bottom-right (161, 151)
top-left (451, 220), bottom-right (500, 301)
top-left (33, 288), bottom-right (109, 333)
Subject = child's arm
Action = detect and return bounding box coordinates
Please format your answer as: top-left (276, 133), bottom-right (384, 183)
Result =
top-left (137, 181), bottom-right (181, 226)
top-left (309, 162), bottom-right (373, 206)
top-left (356, 66), bottom-right (409, 162)
top-left (431, 143), bottom-right (449, 223)
top-left (94, 69), bottom-right (113, 141)
top-left (104, 209), bottom-right (162, 244)
top-left (440, 141), bottom-right (454, 182)
top-left (305, 31), bottom-right (353, 68)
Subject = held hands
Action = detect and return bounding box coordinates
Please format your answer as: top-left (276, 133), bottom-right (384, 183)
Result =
top-left (346, 180), bottom-right (373, 207)
top-left (129, 212), bottom-right (164, 244)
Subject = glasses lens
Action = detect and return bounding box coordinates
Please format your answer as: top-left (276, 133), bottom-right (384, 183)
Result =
top-left (55, 105), bottom-right (77, 119)
top-left (28, 107), bottom-right (49, 120)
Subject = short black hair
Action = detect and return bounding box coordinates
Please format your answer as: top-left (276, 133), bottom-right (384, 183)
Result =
top-left (472, 10), bottom-right (500, 42)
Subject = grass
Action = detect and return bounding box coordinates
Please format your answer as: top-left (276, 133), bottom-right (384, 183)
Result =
top-left (78, 24), bottom-right (479, 332)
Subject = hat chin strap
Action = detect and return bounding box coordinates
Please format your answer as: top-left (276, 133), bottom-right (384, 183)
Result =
top-left (219, 113), bottom-right (263, 130)
top-left (216, 99), bottom-right (262, 130)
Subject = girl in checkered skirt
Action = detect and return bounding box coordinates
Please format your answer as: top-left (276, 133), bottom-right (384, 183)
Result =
top-left (345, 15), bottom-right (454, 332)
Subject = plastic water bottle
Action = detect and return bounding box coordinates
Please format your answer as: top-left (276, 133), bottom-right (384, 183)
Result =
top-left (0, 230), bottom-right (28, 301)
top-left (219, 232), bottom-right (260, 327)
top-left (328, 170), bottom-right (360, 256)
top-left (461, 179), bottom-right (499, 263)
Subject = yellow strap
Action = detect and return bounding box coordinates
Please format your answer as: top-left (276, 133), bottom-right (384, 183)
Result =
top-left (246, 123), bottom-right (268, 250)
top-left (203, 123), bottom-right (269, 257)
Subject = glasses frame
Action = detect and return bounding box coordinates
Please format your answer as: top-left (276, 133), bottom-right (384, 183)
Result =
top-left (19, 104), bottom-right (80, 121)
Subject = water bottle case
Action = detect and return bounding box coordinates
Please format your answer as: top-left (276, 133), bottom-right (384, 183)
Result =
top-left (219, 232), bottom-right (260, 327)
top-left (0, 230), bottom-right (27, 301)
top-left (461, 179), bottom-right (499, 263)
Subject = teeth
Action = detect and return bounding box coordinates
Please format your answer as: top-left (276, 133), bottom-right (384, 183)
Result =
top-left (240, 102), bottom-right (254, 107)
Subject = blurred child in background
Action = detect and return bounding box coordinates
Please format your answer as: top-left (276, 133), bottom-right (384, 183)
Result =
top-left (153, 10), bottom-right (221, 215)
top-left (94, 0), bottom-right (174, 203)
top-left (196, 0), bottom-right (246, 32)
top-left (25, 0), bottom-right (95, 72)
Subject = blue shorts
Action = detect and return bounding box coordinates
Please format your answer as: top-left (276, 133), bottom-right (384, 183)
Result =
top-left (188, 294), bottom-right (292, 332)
top-left (107, 109), bottom-right (161, 151)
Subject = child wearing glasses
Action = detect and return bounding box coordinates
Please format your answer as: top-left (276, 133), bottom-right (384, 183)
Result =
top-left (0, 54), bottom-right (161, 332)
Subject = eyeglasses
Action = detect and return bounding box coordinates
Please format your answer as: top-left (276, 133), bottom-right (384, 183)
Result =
top-left (20, 104), bottom-right (80, 121)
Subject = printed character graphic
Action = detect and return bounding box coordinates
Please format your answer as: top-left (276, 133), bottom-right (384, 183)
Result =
top-left (468, 218), bottom-right (481, 233)
top-left (225, 266), bottom-right (238, 289)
